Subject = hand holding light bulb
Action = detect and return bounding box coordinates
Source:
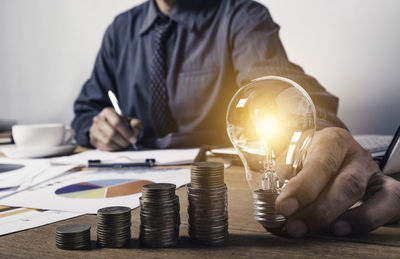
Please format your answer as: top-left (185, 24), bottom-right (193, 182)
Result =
top-left (227, 76), bottom-right (317, 233)
top-left (275, 127), bottom-right (400, 237)
top-left (227, 76), bottom-right (400, 236)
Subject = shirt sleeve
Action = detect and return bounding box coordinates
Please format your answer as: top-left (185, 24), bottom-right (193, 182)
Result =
top-left (229, 2), bottom-right (347, 130)
top-left (71, 24), bottom-right (117, 146)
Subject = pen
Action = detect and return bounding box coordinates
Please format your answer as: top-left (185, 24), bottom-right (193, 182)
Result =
top-left (88, 159), bottom-right (156, 168)
top-left (108, 90), bottom-right (139, 150)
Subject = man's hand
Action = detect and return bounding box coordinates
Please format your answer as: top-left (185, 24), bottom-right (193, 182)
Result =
top-left (89, 107), bottom-right (141, 151)
top-left (275, 127), bottom-right (400, 237)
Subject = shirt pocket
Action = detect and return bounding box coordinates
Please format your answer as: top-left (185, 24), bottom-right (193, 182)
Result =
top-left (173, 66), bottom-right (220, 127)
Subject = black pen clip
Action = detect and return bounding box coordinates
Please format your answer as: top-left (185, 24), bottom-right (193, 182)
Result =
top-left (88, 158), bottom-right (156, 168)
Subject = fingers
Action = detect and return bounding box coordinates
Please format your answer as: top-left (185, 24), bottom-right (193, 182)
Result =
top-left (89, 121), bottom-right (121, 151)
top-left (272, 126), bottom-right (398, 238)
top-left (285, 155), bottom-right (378, 237)
top-left (99, 117), bottom-right (129, 148)
top-left (129, 118), bottom-right (142, 144)
top-left (276, 127), bottom-right (353, 216)
top-left (331, 174), bottom-right (400, 236)
top-left (103, 108), bottom-right (133, 144)
top-left (89, 108), bottom-right (140, 151)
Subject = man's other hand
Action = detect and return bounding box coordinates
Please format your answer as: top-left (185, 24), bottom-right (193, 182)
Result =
top-left (89, 107), bottom-right (141, 151)
top-left (275, 127), bottom-right (400, 237)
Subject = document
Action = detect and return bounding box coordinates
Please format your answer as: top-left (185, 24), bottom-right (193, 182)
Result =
top-left (0, 205), bottom-right (83, 236)
top-left (0, 158), bottom-right (75, 198)
top-left (0, 167), bottom-right (190, 214)
top-left (0, 158), bottom-right (49, 189)
top-left (50, 148), bottom-right (200, 166)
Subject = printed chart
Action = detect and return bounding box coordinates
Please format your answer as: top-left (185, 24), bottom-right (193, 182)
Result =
top-left (0, 205), bottom-right (83, 236)
top-left (0, 168), bottom-right (190, 213)
top-left (55, 179), bottom-right (154, 199)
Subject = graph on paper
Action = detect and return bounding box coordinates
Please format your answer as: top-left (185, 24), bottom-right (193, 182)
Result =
top-left (55, 179), bottom-right (154, 199)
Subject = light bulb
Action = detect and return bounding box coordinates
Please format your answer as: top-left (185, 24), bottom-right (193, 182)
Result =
top-left (226, 76), bottom-right (316, 234)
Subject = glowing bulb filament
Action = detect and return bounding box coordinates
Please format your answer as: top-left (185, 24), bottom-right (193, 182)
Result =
top-left (256, 117), bottom-right (278, 140)
top-left (253, 116), bottom-right (279, 191)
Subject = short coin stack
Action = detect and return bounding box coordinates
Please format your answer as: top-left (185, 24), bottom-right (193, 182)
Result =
top-left (253, 189), bottom-right (286, 234)
top-left (188, 162), bottom-right (228, 246)
top-left (56, 223), bottom-right (91, 250)
top-left (139, 183), bottom-right (180, 247)
top-left (97, 206), bottom-right (131, 247)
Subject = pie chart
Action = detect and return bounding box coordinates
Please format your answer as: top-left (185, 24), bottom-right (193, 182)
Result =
top-left (55, 179), bottom-right (154, 199)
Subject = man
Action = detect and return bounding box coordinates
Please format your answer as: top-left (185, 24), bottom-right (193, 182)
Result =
top-left (72, 0), bottom-right (400, 238)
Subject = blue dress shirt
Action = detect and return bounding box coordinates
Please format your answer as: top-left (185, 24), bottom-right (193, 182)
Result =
top-left (72, 0), bottom-right (345, 147)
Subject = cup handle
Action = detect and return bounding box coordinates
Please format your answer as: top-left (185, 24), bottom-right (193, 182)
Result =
top-left (64, 127), bottom-right (75, 145)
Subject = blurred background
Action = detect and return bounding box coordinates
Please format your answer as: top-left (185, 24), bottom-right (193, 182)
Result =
top-left (0, 0), bottom-right (399, 134)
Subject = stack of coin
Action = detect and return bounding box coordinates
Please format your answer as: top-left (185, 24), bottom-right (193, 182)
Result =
top-left (139, 183), bottom-right (180, 247)
top-left (56, 223), bottom-right (91, 250)
top-left (190, 162), bottom-right (225, 188)
top-left (188, 162), bottom-right (228, 246)
top-left (97, 206), bottom-right (131, 247)
top-left (253, 189), bottom-right (286, 234)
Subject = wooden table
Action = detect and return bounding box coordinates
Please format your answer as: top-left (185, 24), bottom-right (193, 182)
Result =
top-left (0, 159), bottom-right (399, 258)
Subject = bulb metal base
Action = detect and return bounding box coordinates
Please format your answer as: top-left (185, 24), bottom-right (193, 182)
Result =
top-left (253, 189), bottom-right (286, 234)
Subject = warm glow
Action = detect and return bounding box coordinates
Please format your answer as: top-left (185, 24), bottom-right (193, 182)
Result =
top-left (300, 136), bottom-right (311, 150)
top-left (256, 117), bottom-right (278, 139)
top-left (290, 131), bottom-right (302, 143)
top-left (236, 98), bottom-right (248, 108)
top-left (286, 144), bottom-right (296, 164)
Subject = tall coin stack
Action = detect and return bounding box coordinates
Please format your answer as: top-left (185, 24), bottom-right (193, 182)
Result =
top-left (97, 206), bottom-right (131, 247)
top-left (139, 183), bottom-right (180, 247)
top-left (188, 161), bottom-right (228, 246)
top-left (56, 223), bottom-right (91, 250)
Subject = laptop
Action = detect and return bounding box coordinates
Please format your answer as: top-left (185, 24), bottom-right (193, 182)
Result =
top-left (379, 126), bottom-right (400, 175)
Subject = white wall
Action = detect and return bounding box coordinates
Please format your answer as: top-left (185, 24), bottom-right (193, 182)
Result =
top-left (263, 0), bottom-right (400, 134)
top-left (0, 0), bottom-right (139, 125)
top-left (1, 0), bottom-right (399, 134)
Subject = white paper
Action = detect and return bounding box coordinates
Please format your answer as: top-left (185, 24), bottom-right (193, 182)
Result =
top-left (0, 167), bottom-right (190, 214)
top-left (0, 158), bottom-right (49, 189)
top-left (0, 206), bottom-right (83, 236)
top-left (50, 148), bottom-right (200, 167)
top-left (210, 147), bottom-right (237, 156)
top-left (0, 158), bottom-right (75, 199)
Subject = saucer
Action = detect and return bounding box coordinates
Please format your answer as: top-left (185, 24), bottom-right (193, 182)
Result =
top-left (1, 145), bottom-right (76, 159)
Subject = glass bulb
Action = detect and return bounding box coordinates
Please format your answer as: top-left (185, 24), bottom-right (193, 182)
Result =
top-left (226, 76), bottom-right (316, 234)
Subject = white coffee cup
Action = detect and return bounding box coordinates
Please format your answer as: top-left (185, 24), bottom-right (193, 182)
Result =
top-left (12, 123), bottom-right (75, 147)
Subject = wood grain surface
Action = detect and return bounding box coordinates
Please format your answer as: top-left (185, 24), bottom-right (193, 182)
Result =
top-left (0, 158), bottom-right (399, 258)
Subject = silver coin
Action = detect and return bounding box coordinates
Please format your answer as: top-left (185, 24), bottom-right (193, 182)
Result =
top-left (56, 224), bottom-right (91, 235)
top-left (97, 206), bottom-right (131, 215)
top-left (141, 183), bottom-right (176, 201)
top-left (56, 224), bottom-right (91, 250)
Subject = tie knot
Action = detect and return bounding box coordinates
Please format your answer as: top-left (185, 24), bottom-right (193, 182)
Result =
top-left (154, 16), bottom-right (174, 39)
top-left (156, 15), bottom-right (172, 28)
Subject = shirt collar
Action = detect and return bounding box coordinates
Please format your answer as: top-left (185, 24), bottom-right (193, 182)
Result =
top-left (139, 0), bottom-right (206, 36)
